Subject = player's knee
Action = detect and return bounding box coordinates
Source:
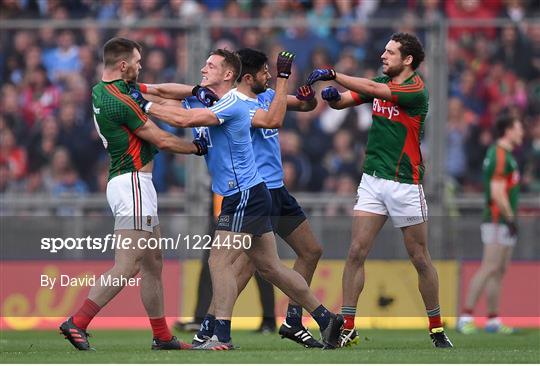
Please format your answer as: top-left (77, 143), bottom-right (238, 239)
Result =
top-left (141, 255), bottom-right (163, 276)
top-left (208, 253), bottom-right (228, 271)
top-left (495, 263), bottom-right (507, 278)
top-left (481, 264), bottom-right (500, 278)
top-left (299, 243), bottom-right (322, 265)
top-left (409, 252), bottom-right (431, 273)
top-left (348, 243), bottom-right (370, 264)
top-left (207, 254), bottom-right (219, 270)
top-left (114, 262), bottom-right (141, 279)
top-left (255, 261), bottom-right (280, 282)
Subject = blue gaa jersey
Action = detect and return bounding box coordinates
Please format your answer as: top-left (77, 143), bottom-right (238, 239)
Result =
top-left (248, 88), bottom-right (284, 189)
top-left (184, 91), bottom-right (262, 196)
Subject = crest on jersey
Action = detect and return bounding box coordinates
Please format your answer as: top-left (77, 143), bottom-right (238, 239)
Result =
top-left (193, 127), bottom-right (213, 147)
top-left (262, 128), bottom-right (278, 139)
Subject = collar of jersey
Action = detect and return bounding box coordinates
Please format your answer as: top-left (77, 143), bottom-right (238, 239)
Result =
top-left (231, 88), bottom-right (258, 102)
top-left (101, 79), bottom-right (125, 84)
top-left (389, 71), bottom-right (417, 86)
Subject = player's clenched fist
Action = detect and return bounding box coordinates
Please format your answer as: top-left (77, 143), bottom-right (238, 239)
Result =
top-left (192, 135), bottom-right (209, 156)
top-left (192, 85), bottom-right (219, 107)
top-left (306, 68), bottom-right (336, 85)
top-left (321, 86), bottom-right (341, 102)
top-left (295, 85), bottom-right (315, 101)
top-left (276, 51), bottom-right (295, 79)
top-left (128, 85), bottom-right (152, 113)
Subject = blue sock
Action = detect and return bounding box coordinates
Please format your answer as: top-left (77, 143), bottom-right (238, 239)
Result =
top-left (214, 319), bottom-right (231, 343)
top-left (285, 304), bottom-right (303, 327)
top-left (310, 305), bottom-right (331, 329)
top-left (196, 313), bottom-right (215, 339)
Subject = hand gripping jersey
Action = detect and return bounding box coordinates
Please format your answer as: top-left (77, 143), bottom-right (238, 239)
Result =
top-left (91, 80), bottom-right (158, 181)
top-left (351, 72), bottom-right (428, 184)
top-left (482, 144), bottom-right (520, 223)
top-left (184, 90), bottom-right (263, 196)
top-left (249, 88), bottom-right (284, 189)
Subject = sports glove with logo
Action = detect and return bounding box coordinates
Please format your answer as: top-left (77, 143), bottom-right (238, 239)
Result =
top-left (276, 51), bottom-right (295, 79)
top-left (128, 86), bottom-right (152, 113)
top-left (192, 85), bottom-right (219, 107)
top-left (306, 68), bottom-right (336, 85)
top-left (192, 135), bottom-right (209, 156)
top-left (321, 86), bottom-right (341, 102)
top-left (295, 85), bottom-right (315, 101)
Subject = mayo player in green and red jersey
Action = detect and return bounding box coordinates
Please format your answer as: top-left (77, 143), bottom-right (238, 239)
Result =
top-left (307, 32), bottom-right (452, 348)
top-left (457, 115), bottom-right (523, 335)
top-left (59, 37), bottom-right (207, 351)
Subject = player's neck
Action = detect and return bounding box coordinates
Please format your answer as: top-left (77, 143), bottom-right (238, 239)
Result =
top-left (211, 84), bottom-right (233, 99)
top-left (236, 83), bottom-right (256, 98)
top-left (497, 138), bottom-right (513, 151)
top-left (392, 69), bottom-right (415, 85)
top-left (101, 69), bottom-right (124, 83)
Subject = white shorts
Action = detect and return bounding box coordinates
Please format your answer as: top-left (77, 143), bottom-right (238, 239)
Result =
top-left (480, 223), bottom-right (517, 246)
top-left (106, 171), bottom-right (159, 233)
top-left (353, 173), bottom-right (428, 228)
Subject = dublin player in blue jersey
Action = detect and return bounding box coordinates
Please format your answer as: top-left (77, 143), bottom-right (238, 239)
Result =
top-left (143, 73), bottom-right (324, 347)
top-left (232, 48), bottom-right (327, 348)
top-left (129, 49), bottom-right (343, 350)
top-left (187, 48), bottom-right (326, 349)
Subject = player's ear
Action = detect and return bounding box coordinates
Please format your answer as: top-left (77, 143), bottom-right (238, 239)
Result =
top-left (403, 54), bottom-right (413, 67)
top-left (243, 74), bottom-right (253, 84)
top-left (223, 69), bottom-right (234, 82)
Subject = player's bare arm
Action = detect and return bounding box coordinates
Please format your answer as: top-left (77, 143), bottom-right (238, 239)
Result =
top-left (148, 103), bottom-right (219, 128)
top-left (252, 84), bottom-right (317, 128)
top-left (490, 180), bottom-right (515, 221)
top-left (252, 77), bottom-right (288, 129)
top-left (143, 92), bottom-right (182, 107)
top-left (323, 90), bottom-right (358, 110)
top-left (129, 87), bottom-right (220, 128)
top-left (306, 68), bottom-right (392, 101)
top-left (134, 118), bottom-right (200, 154)
top-left (141, 82), bottom-right (220, 108)
top-left (251, 51), bottom-right (297, 128)
top-left (286, 85), bottom-right (317, 112)
top-left (334, 73), bottom-right (392, 101)
top-left (140, 82), bottom-right (194, 100)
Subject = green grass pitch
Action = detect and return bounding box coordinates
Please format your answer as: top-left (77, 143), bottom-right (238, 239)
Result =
top-left (1, 328), bottom-right (539, 363)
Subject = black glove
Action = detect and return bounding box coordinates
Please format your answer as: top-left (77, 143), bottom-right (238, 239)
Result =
top-left (128, 86), bottom-right (152, 113)
top-left (306, 68), bottom-right (336, 85)
top-left (192, 135), bottom-right (209, 156)
top-left (321, 86), bottom-right (341, 102)
top-left (276, 51), bottom-right (295, 79)
top-left (192, 85), bottom-right (219, 107)
top-left (295, 85), bottom-right (315, 101)
top-left (506, 219), bottom-right (518, 238)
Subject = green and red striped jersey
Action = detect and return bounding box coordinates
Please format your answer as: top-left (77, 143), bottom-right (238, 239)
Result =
top-left (91, 80), bottom-right (158, 181)
top-left (482, 144), bottom-right (520, 223)
top-left (351, 72), bottom-right (428, 184)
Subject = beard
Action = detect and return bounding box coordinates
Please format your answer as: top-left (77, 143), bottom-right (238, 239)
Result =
top-left (383, 63), bottom-right (405, 78)
top-left (123, 68), bottom-right (138, 83)
top-left (251, 81), bottom-right (267, 95)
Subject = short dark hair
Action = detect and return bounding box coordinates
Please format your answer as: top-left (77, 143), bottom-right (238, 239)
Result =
top-left (236, 48), bottom-right (268, 82)
top-left (210, 48), bottom-right (242, 82)
top-left (103, 37), bottom-right (141, 67)
top-left (390, 32), bottom-right (425, 70)
top-left (494, 114), bottom-right (518, 138)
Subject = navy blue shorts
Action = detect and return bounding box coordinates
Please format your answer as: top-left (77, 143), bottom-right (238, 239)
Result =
top-left (216, 182), bottom-right (273, 236)
top-left (269, 186), bottom-right (307, 238)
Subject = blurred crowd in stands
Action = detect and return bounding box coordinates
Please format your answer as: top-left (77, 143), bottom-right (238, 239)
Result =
top-left (1, 0), bottom-right (539, 199)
